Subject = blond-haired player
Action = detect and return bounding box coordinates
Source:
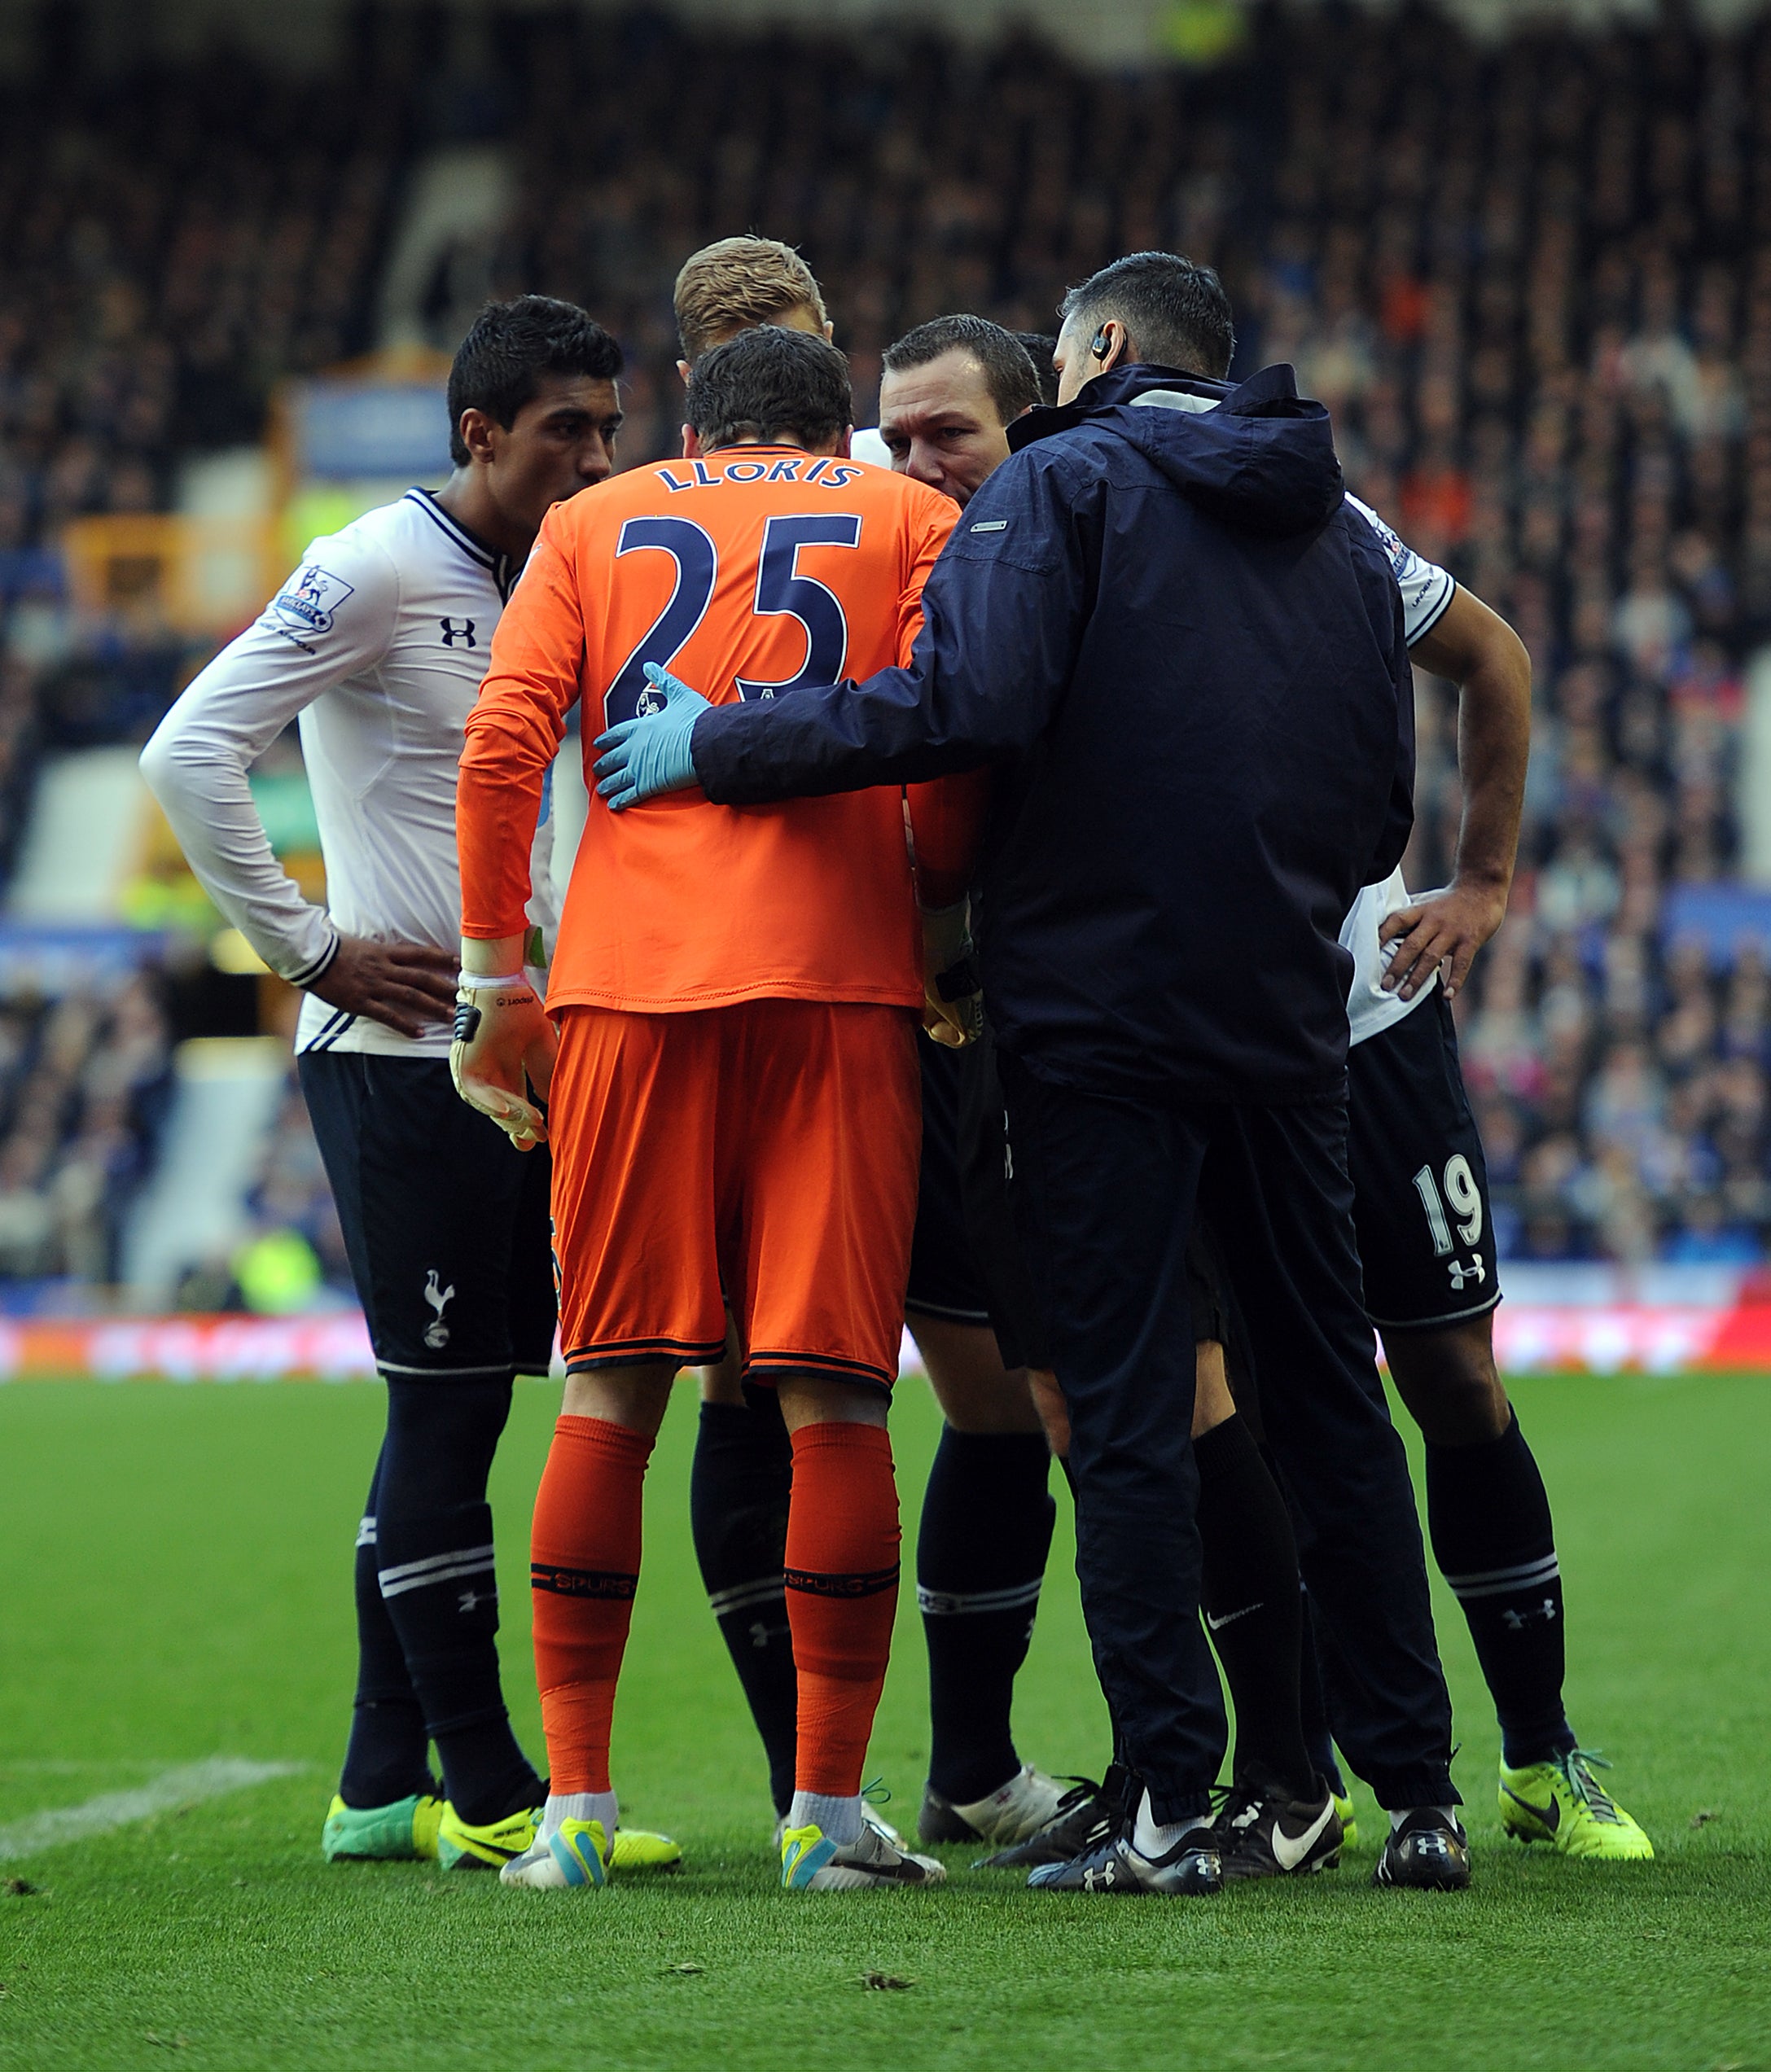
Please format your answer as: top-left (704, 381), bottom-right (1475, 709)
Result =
top-left (665, 236), bottom-right (1072, 1854)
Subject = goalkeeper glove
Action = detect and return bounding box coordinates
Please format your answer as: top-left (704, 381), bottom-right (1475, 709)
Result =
top-left (449, 975), bottom-right (557, 1151)
top-left (922, 901), bottom-right (982, 1049)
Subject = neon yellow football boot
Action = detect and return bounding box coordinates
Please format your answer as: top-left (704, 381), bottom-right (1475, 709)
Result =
top-left (1330, 1789), bottom-right (1359, 1852)
top-left (610, 1824), bottom-right (682, 1872)
top-left (321, 1791), bottom-right (443, 1862)
top-left (437, 1799), bottom-right (541, 1871)
top-left (1499, 1750), bottom-right (1653, 1860)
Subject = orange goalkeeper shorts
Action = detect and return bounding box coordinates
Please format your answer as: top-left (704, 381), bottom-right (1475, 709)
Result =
top-left (548, 998), bottom-right (920, 1392)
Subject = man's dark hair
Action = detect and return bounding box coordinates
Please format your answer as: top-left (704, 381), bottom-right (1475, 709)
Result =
top-left (1013, 331), bottom-right (1061, 407)
top-left (881, 315), bottom-right (1041, 425)
top-left (1059, 253), bottom-right (1235, 380)
top-left (685, 325), bottom-right (853, 452)
top-left (447, 296), bottom-right (623, 466)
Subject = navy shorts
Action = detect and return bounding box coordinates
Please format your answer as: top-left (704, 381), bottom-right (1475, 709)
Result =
top-left (907, 1030), bottom-right (1057, 1370)
top-left (905, 1038), bottom-right (993, 1329)
top-left (300, 1051), bottom-right (557, 1378)
top-left (1347, 988), bottom-right (1501, 1333)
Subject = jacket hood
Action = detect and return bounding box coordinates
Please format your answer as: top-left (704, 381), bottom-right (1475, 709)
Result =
top-left (1008, 362), bottom-right (1344, 537)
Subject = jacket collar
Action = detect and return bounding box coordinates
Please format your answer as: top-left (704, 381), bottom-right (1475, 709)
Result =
top-left (1008, 363), bottom-right (1301, 453)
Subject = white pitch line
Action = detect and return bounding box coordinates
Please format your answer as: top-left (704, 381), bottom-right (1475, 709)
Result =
top-left (0, 1757), bottom-right (305, 1861)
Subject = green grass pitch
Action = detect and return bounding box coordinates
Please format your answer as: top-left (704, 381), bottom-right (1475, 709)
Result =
top-left (1, 1370), bottom-right (1768, 2071)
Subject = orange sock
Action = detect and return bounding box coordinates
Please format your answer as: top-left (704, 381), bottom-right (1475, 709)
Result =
top-left (529, 1414), bottom-right (654, 1795)
top-left (782, 1421), bottom-right (901, 1797)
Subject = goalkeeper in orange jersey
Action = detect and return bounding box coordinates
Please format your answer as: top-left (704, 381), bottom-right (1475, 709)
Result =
top-left (451, 324), bottom-right (980, 1893)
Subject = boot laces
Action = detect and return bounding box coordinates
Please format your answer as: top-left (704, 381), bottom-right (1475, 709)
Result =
top-left (1558, 1748), bottom-right (1623, 1824)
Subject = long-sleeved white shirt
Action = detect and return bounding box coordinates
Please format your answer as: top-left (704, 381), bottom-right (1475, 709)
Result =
top-left (141, 488), bottom-right (557, 1058)
top-left (1339, 493), bottom-right (1457, 1047)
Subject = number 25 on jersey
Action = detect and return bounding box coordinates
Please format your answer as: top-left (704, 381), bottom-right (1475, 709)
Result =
top-left (603, 513), bottom-right (861, 727)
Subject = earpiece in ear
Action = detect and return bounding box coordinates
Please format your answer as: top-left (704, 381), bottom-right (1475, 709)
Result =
top-left (1091, 327), bottom-right (1111, 361)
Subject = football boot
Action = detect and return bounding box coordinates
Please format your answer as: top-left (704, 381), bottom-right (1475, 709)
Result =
top-left (1499, 1750), bottom-right (1653, 1861)
top-left (500, 1816), bottom-right (611, 1890)
top-left (918, 1763), bottom-right (1072, 1846)
top-left (1371, 1807), bottom-right (1471, 1890)
top-left (1212, 1782), bottom-right (1343, 1881)
top-left (321, 1790), bottom-right (442, 1863)
top-left (780, 1820), bottom-right (946, 1891)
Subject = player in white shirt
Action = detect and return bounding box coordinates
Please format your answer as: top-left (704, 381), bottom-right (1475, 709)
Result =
top-left (141, 297), bottom-right (684, 1877)
top-left (1331, 510), bottom-right (1650, 1860)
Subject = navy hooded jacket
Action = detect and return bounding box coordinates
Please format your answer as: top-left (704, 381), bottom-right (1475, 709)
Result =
top-left (690, 362), bottom-right (1415, 1106)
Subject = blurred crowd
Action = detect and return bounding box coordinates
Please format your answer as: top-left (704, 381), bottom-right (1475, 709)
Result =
top-left (1247, 19), bottom-right (1771, 1262)
top-left (0, 975), bottom-right (170, 1292)
top-left (491, 7), bottom-right (1771, 1263)
top-left (0, 25), bottom-right (405, 549)
top-left (1, 3), bottom-right (1769, 1268)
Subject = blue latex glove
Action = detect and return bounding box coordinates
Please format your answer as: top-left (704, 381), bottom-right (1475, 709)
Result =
top-left (593, 664), bottom-right (712, 811)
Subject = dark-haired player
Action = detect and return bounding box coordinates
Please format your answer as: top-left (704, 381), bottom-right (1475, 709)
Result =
top-left (454, 324), bottom-right (975, 1893)
top-left (666, 245), bottom-right (1072, 1849)
top-left (142, 296), bottom-right (677, 1876)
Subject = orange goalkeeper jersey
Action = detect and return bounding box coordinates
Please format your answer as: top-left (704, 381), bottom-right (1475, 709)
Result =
top-left (458, 448), bottom-right (970, 1014)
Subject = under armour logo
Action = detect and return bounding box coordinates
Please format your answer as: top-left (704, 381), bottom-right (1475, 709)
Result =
top-left (458, 1588), bottom-right (492, 1614)
top-left (1502, 1597), bottom-right (1558, 1631)
top-left (423, 1268), bottom-right (456, 1348)
top-left (1449, 1252), bottom-right (1487, 1290)
top-left (440, 617), bottom-right (476, 647)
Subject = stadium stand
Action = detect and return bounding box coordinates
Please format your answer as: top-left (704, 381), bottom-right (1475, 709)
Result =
top-left (2, 2), bottom-right (1771, 1290)
top-left (0, 971), bottom-right (170, 1299)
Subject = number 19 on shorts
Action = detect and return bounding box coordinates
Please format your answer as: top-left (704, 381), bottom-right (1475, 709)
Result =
top-left (1412, 1154), bottom-right (1483, 1255)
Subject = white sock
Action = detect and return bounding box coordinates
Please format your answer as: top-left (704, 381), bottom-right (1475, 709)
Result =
top-left (540, 1789), bottom-right (617, 1845)
top-left (1131, 1789), bottom-right (1212, 1859)
top-left (1388, 1804), bottom-right (1460, 1832)
top-left (788, 1789), bottom-right (864, 1846)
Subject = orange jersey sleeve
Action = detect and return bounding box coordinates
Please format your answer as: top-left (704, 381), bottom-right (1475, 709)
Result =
top-left (905, 768), bottom-right (989, 911)
top-left (469, 449), bottom-right (961, 1013)
top-left (888, 493), bottom-right (984, 910)
top-left (458, 515), bottom-right (586, 940)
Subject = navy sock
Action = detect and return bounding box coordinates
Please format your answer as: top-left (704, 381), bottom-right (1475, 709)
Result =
top-left (338, 1446), bottom-right (432, 1808)
top-left (375, 1378), bottom-right (541, 1827)
top-left (1194, 1416), bottom-right (1315, 1800)
top-left (918, 1426), bottom-right (1055, 1805)
top-left (1427, 1411), bottom-right (1576, 1768)
top-left (690, 1394), bottom-right (797, 1815)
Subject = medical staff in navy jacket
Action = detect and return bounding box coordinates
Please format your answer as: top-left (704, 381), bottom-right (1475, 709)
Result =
top-left (597, 344), bottom-right (1464, 1882)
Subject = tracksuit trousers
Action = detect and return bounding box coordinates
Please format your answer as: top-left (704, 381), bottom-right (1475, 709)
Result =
top-left (998, 1050), bottom-right (1457, 1824)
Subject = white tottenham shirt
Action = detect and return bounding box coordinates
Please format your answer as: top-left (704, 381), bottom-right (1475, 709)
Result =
top-left (139, 488), bottom-right (558, 1059)
top-left (1339, 493), bottom-right (1456, 1047)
